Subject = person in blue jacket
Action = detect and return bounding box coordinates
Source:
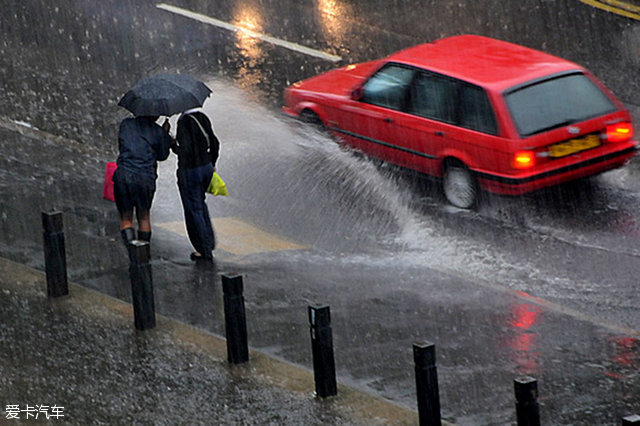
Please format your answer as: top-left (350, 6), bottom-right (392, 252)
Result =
top-left (113, 115), bottom-right (172, 248)
top-left (172, 107), bottom-right (220, 261)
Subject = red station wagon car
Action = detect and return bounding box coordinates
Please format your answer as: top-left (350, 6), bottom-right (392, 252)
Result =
top-left (283, 35), bottom-right (637, 208)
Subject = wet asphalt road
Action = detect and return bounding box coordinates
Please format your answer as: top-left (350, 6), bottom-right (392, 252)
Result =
top-left (1, 0), bottom-right (640, 424)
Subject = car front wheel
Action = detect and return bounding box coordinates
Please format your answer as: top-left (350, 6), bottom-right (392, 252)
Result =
top-left (300, 110), bottom-right (322, 127)
top-left (443, 164), bottom-right (477, 209)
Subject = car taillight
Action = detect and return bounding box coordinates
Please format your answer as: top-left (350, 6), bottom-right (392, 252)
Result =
top-left (513, 151), bottom-right (535, 169)
top-left (605, 122), bottom-right (633, 142)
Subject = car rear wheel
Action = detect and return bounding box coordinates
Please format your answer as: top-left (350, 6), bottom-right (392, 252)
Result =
top-left (443, 163), bottom-right (477, 209)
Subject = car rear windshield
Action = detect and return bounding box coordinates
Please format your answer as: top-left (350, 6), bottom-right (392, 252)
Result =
top-left (505, 72), bottom-right (617, 137)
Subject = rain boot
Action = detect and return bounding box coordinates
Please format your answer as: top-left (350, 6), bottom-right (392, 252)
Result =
top-left (120, 227), bottom-right (136, 247)
top-left (120, 227), bottom-right (136, 264)
top-left (138, 230), bottom-right (151, 243)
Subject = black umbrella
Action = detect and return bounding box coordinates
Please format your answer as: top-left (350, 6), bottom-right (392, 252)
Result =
top-left (118, 73), bottom-right (212, 117)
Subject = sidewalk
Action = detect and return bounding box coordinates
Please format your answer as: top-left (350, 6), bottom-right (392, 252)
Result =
top-left (0, 256), bottom-right (423, 425)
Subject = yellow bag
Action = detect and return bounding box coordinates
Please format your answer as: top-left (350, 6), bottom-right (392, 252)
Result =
top-left (207, 171), bottom-right (228, 196)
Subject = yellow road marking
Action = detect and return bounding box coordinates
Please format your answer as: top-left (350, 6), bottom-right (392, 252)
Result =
top-left (579, 0), bottom-right (640, 20)
top-left (600, 0), bottom-right (640, 12)
top-left (158, 217), bottom-right (307, 256)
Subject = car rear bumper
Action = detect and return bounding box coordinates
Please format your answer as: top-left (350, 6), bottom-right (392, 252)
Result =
top-left (476, 145), bottom-right (638, 195)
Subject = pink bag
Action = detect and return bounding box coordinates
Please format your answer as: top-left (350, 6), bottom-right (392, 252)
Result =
top-left (103, 162), bottom-right (117, 201)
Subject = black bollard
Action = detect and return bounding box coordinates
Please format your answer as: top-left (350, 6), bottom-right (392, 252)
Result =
top-left (42, 210), bottom-right (69, 298)
top-left (414, 342), bottom-right (441, 426)
top-left (222, 274), bottom-right (249, 364)
top-left (308, 305), bottom-right (337, 398)
top-left (129, 240), bottom-right (155, 330)
top-left (514, 376), bottom-right (540, 426)
top-left (623, 415), bottom-right (640, 425)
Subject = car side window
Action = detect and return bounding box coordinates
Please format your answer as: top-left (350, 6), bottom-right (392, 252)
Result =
top-left (361, 64), bottom-right (415, 111)
top-left (458, 84), bottom-right (498, 135)
top-left (408, 72), bottom-right (457, 123)
top-left (407, 72), bottom-right (498, 135)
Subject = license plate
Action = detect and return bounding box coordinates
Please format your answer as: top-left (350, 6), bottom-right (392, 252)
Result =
top-left (548, 134), bottom-right (601, 158)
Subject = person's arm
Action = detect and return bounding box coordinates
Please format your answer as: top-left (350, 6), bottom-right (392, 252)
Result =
top-left (209, 131), bottom-right (219, 169)
top-left (172, 117), bottom-right (184, 155)
top-left (202, 115), bottom-right (220, 168)
top-left (170, 134), bottom-right (179, 155)
top-left (155, 125), bottom-right (172, 161)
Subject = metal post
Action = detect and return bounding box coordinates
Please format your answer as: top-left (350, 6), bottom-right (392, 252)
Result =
top-left (414, 342), bottom-right (441, 426)
top-left (308, 305), bottom-right (337, 398)
top-left (41, 210), bottom-right (68, 298)
top-left (515, 376), bottom-right (540, 426)
top-left (129, 240), bottom-right (155, 330)
top-left (623, 415), bottom-right (640, 425)
top-left (222, 274), bottom-right (249, 364)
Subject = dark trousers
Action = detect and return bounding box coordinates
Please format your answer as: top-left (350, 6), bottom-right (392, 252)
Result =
top-left (177, 163), bottom-right (215, 257)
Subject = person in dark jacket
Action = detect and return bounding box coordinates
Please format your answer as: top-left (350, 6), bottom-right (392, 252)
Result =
top-left (113, 115), bottom-right (172, 248)
top-left (172, 107), bottom-right (220, 261)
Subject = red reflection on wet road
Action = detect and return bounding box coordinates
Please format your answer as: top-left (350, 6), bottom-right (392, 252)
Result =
top-left (605, 336), bottom-right (639, 380)
top-left (508, 302), bottom-right (543, 375)
top-left (611, 336), bottom-right (638, 367)
top-left (511, 304), bottom-right (539, 329)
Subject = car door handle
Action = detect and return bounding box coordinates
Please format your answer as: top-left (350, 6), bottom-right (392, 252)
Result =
top-left (435, 131), bottom-right (445, 137)
top-left (384, 117), bottom-right (393, 123)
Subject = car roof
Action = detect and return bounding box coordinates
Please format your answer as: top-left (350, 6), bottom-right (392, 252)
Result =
top-left (388, 35), bottom-right (582, 92)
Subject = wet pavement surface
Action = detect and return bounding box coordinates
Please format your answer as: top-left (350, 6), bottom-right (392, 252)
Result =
top-left (0, 257), bottom-right (417, 425)
top-left (2, 0), bottom-right (640, 424)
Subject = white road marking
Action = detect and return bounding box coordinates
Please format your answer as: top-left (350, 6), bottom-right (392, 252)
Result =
top-left (13, 120), bottom-right (35, 129)
top-left (156, 3), bottom-right (342, 62)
